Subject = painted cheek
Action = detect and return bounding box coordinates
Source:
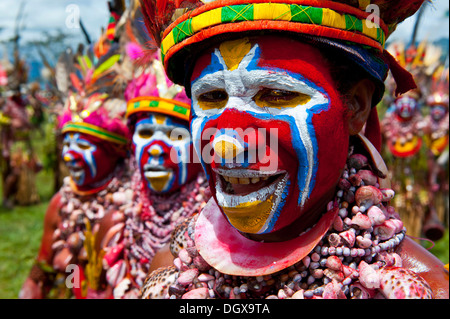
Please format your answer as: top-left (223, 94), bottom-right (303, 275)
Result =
top-left (309, 98), bottom-right (348, 199)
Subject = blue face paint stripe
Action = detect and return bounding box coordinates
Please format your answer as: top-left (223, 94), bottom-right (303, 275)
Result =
top-left (191, 51), bottom-right (225, 83)
top-left (262, 179), bottom-right (290, 233)
top-left (191, 112), bottom-right (222, 181)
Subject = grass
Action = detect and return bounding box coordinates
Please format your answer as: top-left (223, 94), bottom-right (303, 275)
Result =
top-left (0, 202), bottom-right (48, 298)
top-left (0, 122), bottom-right (55, 299)
top-left (0, 164), bottom-right (54, 298)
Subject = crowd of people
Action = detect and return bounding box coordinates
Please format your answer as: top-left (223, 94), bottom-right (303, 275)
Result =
top-left (1, 0), bottom-right (448, 299)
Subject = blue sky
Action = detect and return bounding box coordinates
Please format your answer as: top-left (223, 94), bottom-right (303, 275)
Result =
top-left (0, 0), bottom-right (110, 44)
top-left (0, 0), bottom-right (448, 47)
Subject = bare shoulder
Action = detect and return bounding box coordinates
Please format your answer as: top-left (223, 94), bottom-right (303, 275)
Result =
top-left (397, 236), bottom-right (449, 299)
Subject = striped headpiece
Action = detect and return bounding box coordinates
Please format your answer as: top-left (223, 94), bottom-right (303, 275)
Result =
top-left (140, 0), bottom-right (425, 99)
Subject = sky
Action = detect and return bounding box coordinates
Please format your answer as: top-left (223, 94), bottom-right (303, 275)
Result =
top-left (0, 0), bottom-right (448, 51)
top-left (0, 0), bottom-right (110, 45)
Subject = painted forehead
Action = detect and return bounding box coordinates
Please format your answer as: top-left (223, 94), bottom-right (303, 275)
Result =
top-left (191, 36), bottom-right (333, 86)
top-left (63, 132), bottom-right (99, 145)
top-left (134, 113), bottom-right (189, 129)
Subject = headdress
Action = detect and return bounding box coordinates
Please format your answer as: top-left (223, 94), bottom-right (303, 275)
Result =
top-left (139, 0), bottom-right (426, 152)
top-left (426, 66), bottom-right (449, 108)
top-left (140, 0), bottom-right (425, 101)
top-left (56, 4), bottom-right (130, 152)
top-left (124, 2), bottom-right (191, 122)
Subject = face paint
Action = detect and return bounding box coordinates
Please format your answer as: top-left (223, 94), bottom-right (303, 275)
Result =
top-left (394, 96), bottom-right (417, 120)
top-left (62, 132), bottom-right (119, 188)
top-left (132, 113), bottom-right (200, 193)
top-left (190, 36), bottom-right (348, 237)
top-left (430, 104), bottom-right (447, 121)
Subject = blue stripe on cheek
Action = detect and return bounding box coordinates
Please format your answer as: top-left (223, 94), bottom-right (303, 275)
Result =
top-left (303, 102), bottom-right (330, 198)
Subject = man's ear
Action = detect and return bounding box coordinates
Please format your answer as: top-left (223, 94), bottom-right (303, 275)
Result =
top-left (347, 78), bottom-right (376, 135)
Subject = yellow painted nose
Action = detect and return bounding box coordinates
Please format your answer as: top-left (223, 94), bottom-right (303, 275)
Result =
top-left (150, 148), bottom-right (161, 156)
top-left (63, 154), bottom-right (72, 162)
top-left (214, 140), bottom-right (239, 160)
top-left (149, 145), bottom-right (163, 156)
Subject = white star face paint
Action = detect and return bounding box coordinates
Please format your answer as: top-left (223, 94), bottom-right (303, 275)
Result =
top-left (189, 36), bottom-right (349, 236)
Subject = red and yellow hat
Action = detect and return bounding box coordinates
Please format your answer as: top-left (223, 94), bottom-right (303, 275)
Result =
top-left (140, 0), bottom-right (424, 97)
top-left (126, 95), bottom-right (191, 121)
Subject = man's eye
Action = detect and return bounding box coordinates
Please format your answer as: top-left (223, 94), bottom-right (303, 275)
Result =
top-left (168, 132), bottom-right (185, 141)
top-left (139, 129), bottom-right (154, 139)
top-left (197, 90), bottom-right (228, 109)
top-left (259, 89), bottom-right (298, 101)
top-left (254, 89), bottom-right (310, 108)
top-left (77, 143), bottom-right (91, 150)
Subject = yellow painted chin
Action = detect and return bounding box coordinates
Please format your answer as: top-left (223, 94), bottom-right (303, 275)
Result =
top-left (147, 173), bottom-right (171, 192)
top-left (221, 196), bottom-right (274, 234)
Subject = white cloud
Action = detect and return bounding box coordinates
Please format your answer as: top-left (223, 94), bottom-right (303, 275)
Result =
top-left (387, 0), bottom-right (449, 43)
top-left (0, 0), bottom-right (109, 43)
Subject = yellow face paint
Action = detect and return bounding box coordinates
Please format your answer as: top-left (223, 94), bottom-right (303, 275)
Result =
top-left (254, 89), bottom-right (311, 109)
top-left (222, 196), bottom-right (274, 233)
top-left (147, 173), bottom-right (171, 192)
top-left (214, 140), bottom-right (238, 160)
top-left (219, 37), bottom-right (252, 71)
top-left (154, 114), bottom-right (168, 125)
top-left (197, 90), bottom-right (228, 110)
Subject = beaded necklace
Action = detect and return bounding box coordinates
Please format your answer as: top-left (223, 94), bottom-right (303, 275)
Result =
top-left (158, 142), bottom-right (433, 299)
top-left (45, 162), bottom-right (131, 298)
top-left (104, 158), bottom-right (209, 298)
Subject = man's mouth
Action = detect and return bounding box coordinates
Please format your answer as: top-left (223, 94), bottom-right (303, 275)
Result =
top-left (143, 164), bottom-right (173, 191)
top-left (66, 163), bottom-right (84, 180)
top-left (213, 168), bottom-right (289, 234)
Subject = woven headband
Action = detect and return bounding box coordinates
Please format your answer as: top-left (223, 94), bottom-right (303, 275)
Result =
top-left (126, 96), bottom-right (191, 121)
top-left (62, 122), bottom-right (129, 145)
top-left (160, 0), bottom-right (388, 72)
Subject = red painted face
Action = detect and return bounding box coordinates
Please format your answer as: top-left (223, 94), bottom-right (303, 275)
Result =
top-left (62, 132), bottom-right (122, 189)
top-left (190, 36), bottom-right (350, 238)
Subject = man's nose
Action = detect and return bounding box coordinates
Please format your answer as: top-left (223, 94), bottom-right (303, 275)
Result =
top-left (63, 154), bottom-right (73, 162)
top-left (212, 131), bottom-right (245, 160)
top-left (148, 144), bottom-right (164, 157)
top-left (63, 151), bottom-right (80, 163)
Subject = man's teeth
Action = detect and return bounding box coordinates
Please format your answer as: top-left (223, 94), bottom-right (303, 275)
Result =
top-left (144, 171), bottom-right (170, 178)
top-left (222, 176), bottom-right (269, 184)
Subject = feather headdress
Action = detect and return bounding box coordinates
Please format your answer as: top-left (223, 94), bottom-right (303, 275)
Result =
top-left (123, 0), bottom-right (191, 122)
top-left (55, 2), bottom-right (130, 148)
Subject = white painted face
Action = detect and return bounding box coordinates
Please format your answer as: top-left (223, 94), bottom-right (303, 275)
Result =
top-left (132, 113), bottom-right (192, 193)
top-left (62, 133), bottom-right (97, 186)
top-left (189, 37), bottom-right (347, 235)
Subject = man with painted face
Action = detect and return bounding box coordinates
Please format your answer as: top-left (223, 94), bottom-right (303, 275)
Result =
top-left (139, 0), bottom-right (448, 299)
top-left (19, 93), bottom-right (131, 299)
top-left (98, 44), bottom-right (209, 298)
top-left (381, 90), bottom-right (425, 159)
top-left (19, 12), bottom-right (133, 297)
